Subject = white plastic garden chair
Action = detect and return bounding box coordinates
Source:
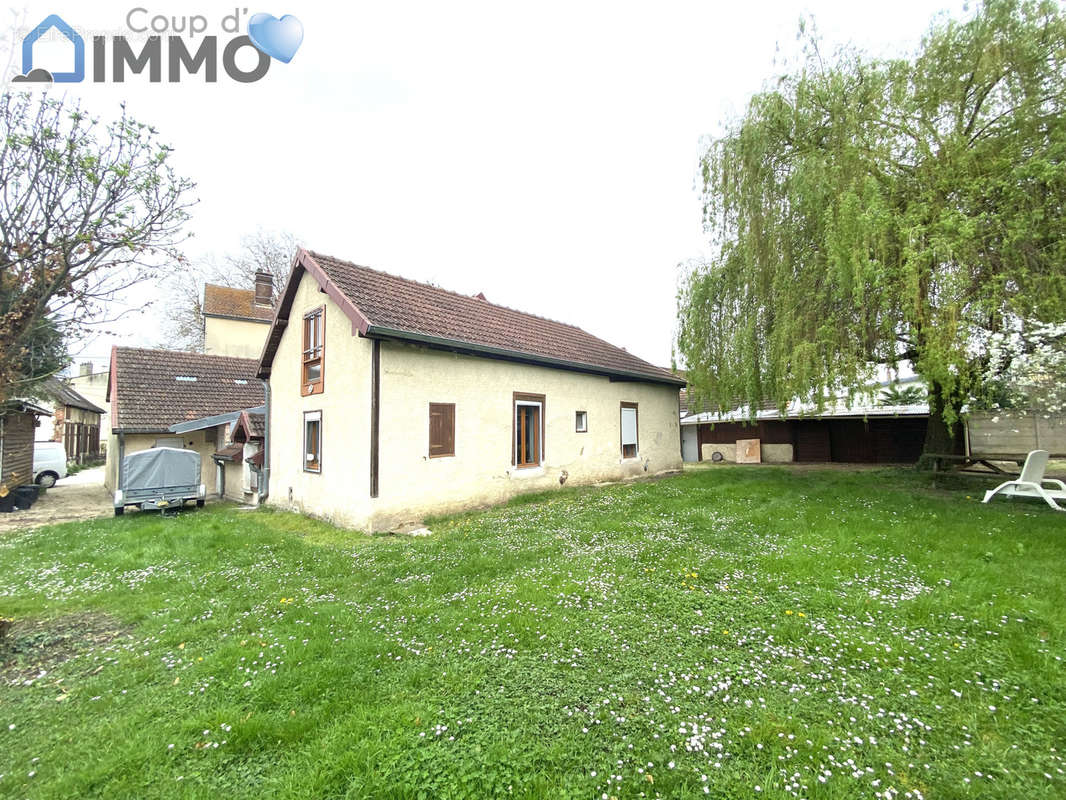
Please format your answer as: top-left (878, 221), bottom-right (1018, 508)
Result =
top-left (982, 449), bottom-right (1066, 511)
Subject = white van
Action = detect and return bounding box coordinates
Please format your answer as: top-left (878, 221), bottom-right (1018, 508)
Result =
top-left (33, 441), bottom-right (67, 488)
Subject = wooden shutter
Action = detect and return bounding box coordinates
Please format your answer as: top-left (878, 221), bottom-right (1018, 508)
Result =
top-left (429, 403), bottom-right (455, 457)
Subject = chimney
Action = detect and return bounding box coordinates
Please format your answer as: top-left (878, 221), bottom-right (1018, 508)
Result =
top-left (79, 361), bottom-right (92, 377)
top-left (254, 271), bottom-right (273, 307)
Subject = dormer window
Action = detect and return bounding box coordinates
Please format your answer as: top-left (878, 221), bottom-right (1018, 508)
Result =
top-left (302, 306), bottom-right (324, 396)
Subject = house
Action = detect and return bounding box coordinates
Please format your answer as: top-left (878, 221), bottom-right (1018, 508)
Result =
top-left (0, 400), bottom-right (51, 492)
top-left (168, 405), bottom-right (265, 504)
top-left (256, 249), bottom-right (685, 532)
top-left (105, 347), bottom-right (264, 494)
top-left (68, 362), bottom-right (112, 454)
top-left (40, 376), bottom-right (106, 463)
top-left (680, 377), bottom-right (930, 464)
top-left (203, 271), bottom-right (274, 359)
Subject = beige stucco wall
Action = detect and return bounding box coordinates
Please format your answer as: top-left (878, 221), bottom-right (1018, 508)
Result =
top-left (266, 270), bottom-right (683, 532)
top-left (221, 461), bottom-right (246, 502)
top-left (265, 271), bottom-right (371, 524)
top-left (204, 316), bottom-right (270, 360)
top-left (105, 427), bottom-right (225, 494)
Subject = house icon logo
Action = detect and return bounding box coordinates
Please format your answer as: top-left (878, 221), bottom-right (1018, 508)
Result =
top-left (17, 14), bottom-right (84, 83)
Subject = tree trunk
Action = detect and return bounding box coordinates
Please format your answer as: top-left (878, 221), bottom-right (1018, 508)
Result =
top-left (921, 380), bottom-right (961, 466)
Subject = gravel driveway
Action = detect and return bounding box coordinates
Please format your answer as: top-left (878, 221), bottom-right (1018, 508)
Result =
top-left (0, 466), bottom-right (112, 533)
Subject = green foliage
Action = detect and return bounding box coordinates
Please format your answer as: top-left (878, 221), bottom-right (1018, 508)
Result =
top-left (879, 383), bottom-right (927, 406)
top-left (678, 0), bottom-right (1066, 439)
top-left (1, 469), bottom-right (1065, 798)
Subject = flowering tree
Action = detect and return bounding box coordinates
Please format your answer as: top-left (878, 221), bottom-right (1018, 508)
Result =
top-left (677, 0), bottom-right (1066, 457)
top-left (982, 321), bottom-right (1066, 415)
top-left (0, 93), bottom-right (195, 403)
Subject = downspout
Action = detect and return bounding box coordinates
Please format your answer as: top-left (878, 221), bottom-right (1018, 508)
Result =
top-left (117, 432), bottom-right (126, 492)
top-left (0, 415), bottom-right (5, 485)
top-left (677, 390), bottom-right (683, 462)
top-left (258, 378), bottom-right (270, 503)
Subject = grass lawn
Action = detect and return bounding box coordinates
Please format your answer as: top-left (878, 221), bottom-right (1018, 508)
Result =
top-left (1, 467), bottom-right (1064, 799)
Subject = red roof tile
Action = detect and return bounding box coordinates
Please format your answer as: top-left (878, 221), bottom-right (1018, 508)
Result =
top-left (109, 347), bottom-right (263, 433)
top-left (203, 284), bottom-right (274, 322)
top-left (258, 250), bottom-right (684, 386)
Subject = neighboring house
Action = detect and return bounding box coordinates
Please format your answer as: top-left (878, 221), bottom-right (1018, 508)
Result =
top-left (203, 271), bottom-right (274, 359)
top-left (680, 376), bottom-right (930, 464)
top-left (168, 405), bottom-right (265, 504)
top-left (257, 249), bottom-right (685, 532)
top-left (105, 347), bottom-right (264, 493)
top-left (0, 401), bottom-right (51, 491)
top-left (40, 376), bottom-right (106, 462)
top-left (68, 362), bottom-right (112, 454)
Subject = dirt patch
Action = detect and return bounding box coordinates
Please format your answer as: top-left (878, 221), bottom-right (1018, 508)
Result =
top-left (0, 612), bottom-right (133, 688)
top-left (0, 466), bottom-right (111, 534)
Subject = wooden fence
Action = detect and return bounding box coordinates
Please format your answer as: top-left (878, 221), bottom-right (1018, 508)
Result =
top-left (966, 412), bottom-right (1066, 456)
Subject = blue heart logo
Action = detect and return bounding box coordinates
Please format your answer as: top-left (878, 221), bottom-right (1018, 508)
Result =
top-left (247, 13), bottom-right (303, 63)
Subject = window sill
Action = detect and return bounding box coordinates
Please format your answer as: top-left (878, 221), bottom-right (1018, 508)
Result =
top-left (510, 465), bottom-right (544, 478)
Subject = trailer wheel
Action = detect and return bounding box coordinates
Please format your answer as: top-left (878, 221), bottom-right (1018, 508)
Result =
top-left (114, 507), bottom-right (125, 516)
top-left (196, 498), bottom-right (205, 508)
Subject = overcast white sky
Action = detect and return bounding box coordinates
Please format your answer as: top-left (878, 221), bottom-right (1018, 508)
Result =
top-left (11, 0), bottom-right (966, 373)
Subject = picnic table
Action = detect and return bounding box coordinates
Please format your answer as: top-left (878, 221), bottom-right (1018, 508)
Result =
top-left (926, 452), bottom-right (1030, 476)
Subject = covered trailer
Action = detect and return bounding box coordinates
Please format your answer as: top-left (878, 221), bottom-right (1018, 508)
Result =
top-left (114, 447), bottom-right (205, 516)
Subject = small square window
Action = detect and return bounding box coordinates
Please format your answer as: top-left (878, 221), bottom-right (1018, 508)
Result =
top-left (575, 411), bottom-right (588, 433)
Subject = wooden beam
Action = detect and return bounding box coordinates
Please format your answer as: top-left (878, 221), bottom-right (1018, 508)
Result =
top-left (370, 339), bottom-right (380, 498)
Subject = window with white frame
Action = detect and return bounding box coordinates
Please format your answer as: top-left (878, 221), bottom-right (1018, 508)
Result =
top-left (620, 402), bottom-right (638, 459)
top-left (514, 393), bottom-right (545, 468)
top-left (304, 410), bottom-right (322, 472)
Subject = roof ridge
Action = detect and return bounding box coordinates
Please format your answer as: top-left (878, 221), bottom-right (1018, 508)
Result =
top-left (115, 345), bottom-right (259, 365)
top-left (307, 250), bottom-right (598, 336)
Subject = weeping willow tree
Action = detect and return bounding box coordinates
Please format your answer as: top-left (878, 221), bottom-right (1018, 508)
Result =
top-left (677, 0), bottom-right (1066, 455)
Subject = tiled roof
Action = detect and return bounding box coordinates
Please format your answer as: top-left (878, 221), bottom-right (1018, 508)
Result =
top-left (246, 412), bottom-right (265, 438)
top-left (213, 443), bottom-right (244, 463)
top-left (258, 250), bottom-right (684, 386)
top-left (109, 347), bottom-right (263, 433)
top-left (42, 377), bottom-right (106, 414)
top-left (232, 410), bottom-right (265, 442)
top-left (203, 284), bottom-right (273, 322)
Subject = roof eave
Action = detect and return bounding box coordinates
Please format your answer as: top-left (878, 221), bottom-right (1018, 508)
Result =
top-left (257, 249), bottom-right (372, 379)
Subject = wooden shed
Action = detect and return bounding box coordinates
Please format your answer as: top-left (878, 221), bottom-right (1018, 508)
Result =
top-left (0, 401), bottom-right (51, 490)
top-left (692, 416), bottom-right (929, 464)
